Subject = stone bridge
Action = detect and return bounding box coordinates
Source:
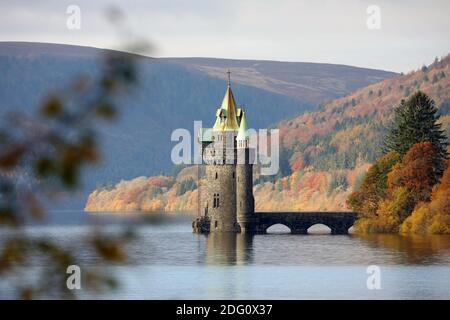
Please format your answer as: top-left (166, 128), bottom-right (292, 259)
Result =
top-left (193, 212), bottom-right (357, 235)
top-left (254, 212), bottom-right (357, 235)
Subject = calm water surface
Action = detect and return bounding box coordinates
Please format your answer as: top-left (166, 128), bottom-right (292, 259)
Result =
top-left (0, 212), bottom-right (449, 299)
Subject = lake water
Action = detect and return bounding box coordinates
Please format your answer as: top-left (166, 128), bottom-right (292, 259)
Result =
top-left (0, 212), bottom-right (449, 299)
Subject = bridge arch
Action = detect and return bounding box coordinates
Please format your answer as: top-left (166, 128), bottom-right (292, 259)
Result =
top-left (307, 223), bottom-right (332, 234)
top-left (266, 223), bottom-right (291, 234)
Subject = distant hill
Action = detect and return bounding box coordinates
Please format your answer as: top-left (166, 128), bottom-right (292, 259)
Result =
top-left (85, 54), bottom-right (450, 213)
top-left (162, 57), bottom-right (396, 105)
top-left (0, 42), bottom-right (396, 209)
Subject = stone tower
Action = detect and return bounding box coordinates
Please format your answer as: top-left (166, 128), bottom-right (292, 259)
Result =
top-left (198, 73), bottom-right (254, 232)
top-left (236, 111), bottom-right (255, 232)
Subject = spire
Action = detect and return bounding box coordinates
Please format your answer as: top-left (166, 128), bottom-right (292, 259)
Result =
top-left (227, 69), bottom-right (231, 87)
top-left (213, 71), bottom-right (239, 131)
top-left (237, 110), bottom-right (249, 141)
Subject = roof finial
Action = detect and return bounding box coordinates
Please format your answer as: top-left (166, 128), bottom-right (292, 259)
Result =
top-left (227, 69), bottom-right (231, 87)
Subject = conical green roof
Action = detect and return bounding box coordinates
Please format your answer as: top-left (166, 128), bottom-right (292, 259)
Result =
top-left (213, 84), bottom-right (239, 131)
top-left (237, 110), bottom-right (249, 140)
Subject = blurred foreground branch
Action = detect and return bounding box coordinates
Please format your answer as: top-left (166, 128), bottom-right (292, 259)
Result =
top-left (0, 9), bottom-right (151, 299)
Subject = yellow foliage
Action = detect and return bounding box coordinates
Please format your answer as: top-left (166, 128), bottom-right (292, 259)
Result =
top-left (400, 185), bottom-right (450, 234)
top-left (400, 160), bottom-right (450, 234)
top-left (355, 187), bottom-right (415, 233)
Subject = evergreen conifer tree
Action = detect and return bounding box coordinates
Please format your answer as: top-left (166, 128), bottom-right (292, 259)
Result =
top-left (384, 91), bottom-right (448, 174)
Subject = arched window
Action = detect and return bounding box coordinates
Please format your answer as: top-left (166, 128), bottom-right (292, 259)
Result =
top-left (232, 172), bottom-right (235, 178)
top-left (213, 193), bottom-right (220, 208)
top-left (215, 172), bottom-right (218, 179)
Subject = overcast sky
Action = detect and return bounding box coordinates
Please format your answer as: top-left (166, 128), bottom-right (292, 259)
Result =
top-left (1, 0), bottom-right (449, 72)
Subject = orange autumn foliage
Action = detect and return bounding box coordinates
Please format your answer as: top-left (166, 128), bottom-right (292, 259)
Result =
top-left (387, 141), bottom-right (441, 202)
top-left (352, 142), bottom-right (448, 234)
top-left (401, 160), bottom-right (450, 234)
top-left (289, 153), bottom-right (305, 172)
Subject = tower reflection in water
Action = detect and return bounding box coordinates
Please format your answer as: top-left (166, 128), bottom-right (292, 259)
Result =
top-left (205, 233), bottom-right (254, 265)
